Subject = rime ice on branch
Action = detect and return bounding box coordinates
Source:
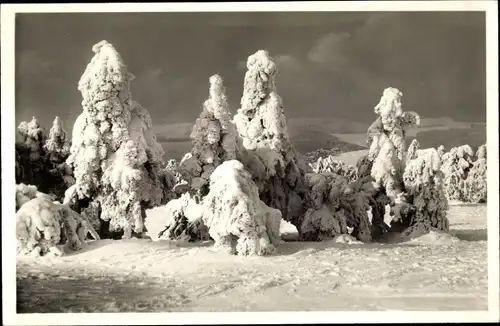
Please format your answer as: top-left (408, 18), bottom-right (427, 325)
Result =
top-left (233, 50), bottom-right (306, 229)
top-left (201, 160), bottom-right (282, 256)
top-left (65, 40), bottom-right (172, 239)
top-left (178, 74), bottom-right (237, 197)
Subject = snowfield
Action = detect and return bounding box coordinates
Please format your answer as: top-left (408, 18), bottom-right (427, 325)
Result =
top-left (16, 202), bottom-right (487, 312)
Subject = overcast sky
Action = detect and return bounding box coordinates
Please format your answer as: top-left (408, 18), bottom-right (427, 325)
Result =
top-left (15, 11), bottom-right (486, 131)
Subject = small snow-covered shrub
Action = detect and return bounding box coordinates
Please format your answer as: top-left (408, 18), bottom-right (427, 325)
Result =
top-left (16, 195), bottom-right (99, 257)
top-left (233, 50), bottom-right (307, 229)
top-left (440, 144), bottom-right (475, 201)
top-left (202, 160), bottom-right (282, 256)
top-left (396, 148), bottom-right (449, 238)
top-left (301, 172), bottom-right (373, 242)
top-left (309, 156), bottom-right (358, 182)
top-left (65, 40), bottom-right (172, 239)
top-left (463, 144), bottom-right (487, 203)
top-left (158, 192), bottom-right (210, 242)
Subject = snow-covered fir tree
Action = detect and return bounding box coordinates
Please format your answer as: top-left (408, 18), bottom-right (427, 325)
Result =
top-left (233, 50), bottom-right (307, 230)
top-left (395, 148), bottom-right (450, 239)
top-left (64, 40), bottom-right (173, 239)
top-left (440, 144), bottom-right (475, 201)
top-left (463, 144), bottom-right (487, 203)
top-left (16, 117), bottom-right (47, 187)
top-left (309, 155), bottom-right (358, 183)
top-left (44, 116), bottom-right (71, 163)
top-left (178, 74), bottom-right (237, 197)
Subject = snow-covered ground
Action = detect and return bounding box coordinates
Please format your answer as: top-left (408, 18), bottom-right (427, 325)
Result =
top-left (16, 202), bottom-right (487, 312)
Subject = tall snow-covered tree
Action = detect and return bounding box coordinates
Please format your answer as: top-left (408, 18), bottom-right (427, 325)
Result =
top-left (178, 74), bottom-right (237, 197)
top-left (233, 50), bottom-right (307, 230)
top-left (162, 75), bottom-right (238, 241)
top-left (366, 87), bottom-right (420, 203)
top-left (440, 144), bottom-right (475, 201)
top-left (64, 40), bottom-right (172, 239)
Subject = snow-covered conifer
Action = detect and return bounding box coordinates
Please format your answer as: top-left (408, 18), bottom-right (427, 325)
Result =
top-left (301, 172), bottom-right (373, 242)
top-left (64, 40), bottom-right (171, 239)
top-left (178, 74), bottom-right (237, 197)
top-left (44, 116), bottom-right (71, 163)
top-left (440, 144), bottom-right (474, 201)
top-left (16, 117), bottom-right (48, 188)
top-left (464, 144), bottom-right (487, 203)
top-left (397, 148), bottom-right (449, 238)
top-left (309, 156), bottom-right (358, 183)
top-left (233, 50), bottom-right (306, 229)
top-left (201, 160), bottom-right (282, 256)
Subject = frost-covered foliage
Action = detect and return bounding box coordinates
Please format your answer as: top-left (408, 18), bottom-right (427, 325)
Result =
top-left (15, 116), bottom-right (72, 201)
top-left (16, 117), bottom-right (48, 187)
top-left (301, 173), bottom-right (373, 242)
top-left (64, 40), bottom-right (172, 239)
top-left (178, 75), bottom-right (237, 197)
top-left (233, 50), bottom-right (307, 228)
top-left (395, 148), bottom-right (449, 238)
top-left (16, 194), bottom-right (99, 257)
top-left (309, 156), bottom-right (358, 183)
top-left (202, 160), bottom-right (282, 256)
top-left (464, 144), bottom-right (487, 203)
top-left (440, 144), bottom-right (475, 201)
top-left (157, 192), bottom-right (210, 242)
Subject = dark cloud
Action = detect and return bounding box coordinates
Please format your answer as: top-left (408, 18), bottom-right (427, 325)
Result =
top-left (15, 11), bottom-right (486, 133)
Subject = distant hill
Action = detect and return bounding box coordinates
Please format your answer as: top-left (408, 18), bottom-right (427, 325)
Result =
top-left (151, 116), bottom-right (485, 161)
